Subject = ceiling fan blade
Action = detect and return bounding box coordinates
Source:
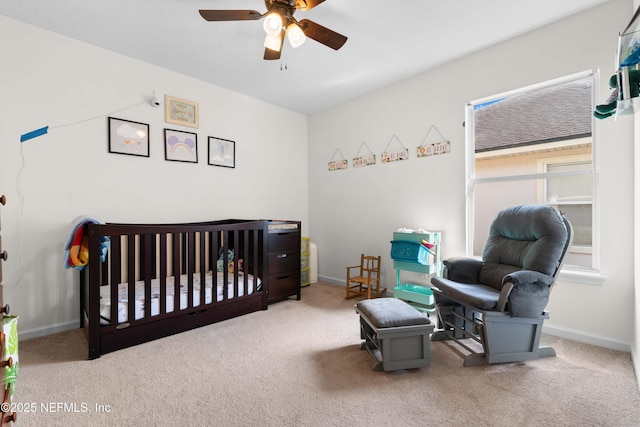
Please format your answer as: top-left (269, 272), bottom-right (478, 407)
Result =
top-left (264, 31), bottom-right (285, 60)
top-left (294, 0), bottom-right (326, 11)
top-left (199, 10), bottom-right (263, 21)
top-left (264, 47), bottom-right (282, 60)
top-left (299, 19), bottom-right (347, 50)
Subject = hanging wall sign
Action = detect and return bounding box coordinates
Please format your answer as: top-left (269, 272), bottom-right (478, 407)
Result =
top-left (417, 125), bottom-right (451, 158)
top-left (382, 134), bottom-right (409, 163)
top-left (328, 148), bottom-right (348, 171)
top-left (417, 141), bottom-right (451, 157)
top-left (353, 141), bottom-right (376, 168)
top-left (353, 155), bottom-right (376, 167)
top-left (329, 159), bottom-right (348, 170)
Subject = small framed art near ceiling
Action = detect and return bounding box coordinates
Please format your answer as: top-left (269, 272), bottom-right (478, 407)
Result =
top-left (165, 95), bottom-right (199, 128)
top-left (208, 136), bottom-right (235, 168)
top-left (108, 117), bottom-right (150, 157)
top-left (164, 129), bottom-right (198, 163)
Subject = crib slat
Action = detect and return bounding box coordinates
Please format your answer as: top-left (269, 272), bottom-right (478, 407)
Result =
top-left (181, 232), bottom-right (187, 275)
top-left (211, 230), bottom-right (220, 303)
top-left (222, 230), bottom-right (229, 301)
top-left (233, 230), bottom-right (240, 298)
top-left (127, 235), bottom-right (136, 325)
top-left (187, 231), bottom-right (195, 309)
top-left (110, 236), bottom-right (122, 326)
top-left (243, 230), bottom-right (249, 297)
top-left (172, 232), bottom-right (180, 313)
top-left (159, 233), bottom-right (167, 315)
top-left (143, 234), bottom-right (152, 319)
top-left (199, 231), bottom-right (206, 307)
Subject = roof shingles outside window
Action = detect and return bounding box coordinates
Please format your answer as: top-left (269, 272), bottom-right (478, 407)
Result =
top-left (474, 78), bottom-right (593, 153)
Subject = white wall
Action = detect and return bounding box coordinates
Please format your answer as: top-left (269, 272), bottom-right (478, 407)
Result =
top-left (309, 0), bottom-right (636, 349)
top-left (0, 16), bottom-right (309, 338)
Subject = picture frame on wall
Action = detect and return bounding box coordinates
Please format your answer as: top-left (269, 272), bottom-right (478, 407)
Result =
top-left (165, 95), bottom-right (199, 128)
top-left (108, 117), bottom-right (150, 157)
top-left (208, 136), bottom-right (235, 168)
top-left (164, 129), bottom-right (198, 163)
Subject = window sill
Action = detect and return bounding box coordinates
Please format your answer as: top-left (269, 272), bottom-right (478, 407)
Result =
top-left (557, 268), bottom-right (606, 286)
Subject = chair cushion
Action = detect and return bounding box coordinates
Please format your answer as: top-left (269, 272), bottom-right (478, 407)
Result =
top-left (356, 298), bottom-right (431, 328)
top-left (481, 205), bottom-right (568, 289)
top-left (431, 276), bottom-right (500, 310)
top-left (478, 262), bottom-right (521, 291)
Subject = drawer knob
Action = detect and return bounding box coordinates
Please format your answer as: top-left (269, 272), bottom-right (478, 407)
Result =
top-left (0, 195), bottom-right (5, 206)
top-left (0, 252), bottom-right (6, 261)
top-left (5, 412), bottom-right (16, 423)
top-left (1, 305), bottom-right (8, 315)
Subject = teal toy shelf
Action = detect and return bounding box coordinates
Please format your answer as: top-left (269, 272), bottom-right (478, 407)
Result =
top-left (390, 231), bottom-right (441, 313)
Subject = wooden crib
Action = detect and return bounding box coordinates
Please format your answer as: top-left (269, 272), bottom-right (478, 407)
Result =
top-left (79, 219), bottom-right (269, 359)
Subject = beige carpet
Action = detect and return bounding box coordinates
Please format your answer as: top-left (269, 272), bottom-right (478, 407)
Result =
top-left (14, 282), bottom-right (640, 426)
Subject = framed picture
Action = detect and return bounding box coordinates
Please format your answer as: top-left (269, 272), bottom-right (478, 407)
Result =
top-left (208, 136), bottom-right (235, 168)
top-left (164, 129), bottom-right (198, 163)
top-left (108, 117), bottom-right (150, 157)
top-left (165, 95), bottom-right (199, 128)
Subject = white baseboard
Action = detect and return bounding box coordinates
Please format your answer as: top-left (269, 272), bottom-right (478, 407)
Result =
top-left (318, 275), bottom-right (344, 286)
top-left (541, 323), bottom-right (631, 352)
top-left (19, 320), bottom-right (79, 341)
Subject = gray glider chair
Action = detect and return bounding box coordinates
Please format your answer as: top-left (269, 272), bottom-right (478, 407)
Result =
top-left (431, 204), bottom-right (572, 366)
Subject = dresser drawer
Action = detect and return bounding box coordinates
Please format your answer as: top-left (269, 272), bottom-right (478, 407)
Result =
top-left (267, 252), bottom-right (300, 275)
top-left (268, 273), bottom-right (300, 301)
top-left (268, 231), bottom-right (299, 252)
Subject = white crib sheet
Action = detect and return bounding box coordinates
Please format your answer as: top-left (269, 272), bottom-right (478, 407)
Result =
top-left (99, 271), bottom-right (261, 324)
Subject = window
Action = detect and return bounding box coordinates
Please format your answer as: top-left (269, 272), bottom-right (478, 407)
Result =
top-left (466, 71), bottom-right (599, 274)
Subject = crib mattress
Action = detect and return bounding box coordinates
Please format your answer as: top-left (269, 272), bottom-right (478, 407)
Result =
top-left (99, 271), bottom-right (261, 324)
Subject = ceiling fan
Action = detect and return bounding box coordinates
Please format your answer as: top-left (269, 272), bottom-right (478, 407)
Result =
top-left (199, 0), bottom-right (347, 60)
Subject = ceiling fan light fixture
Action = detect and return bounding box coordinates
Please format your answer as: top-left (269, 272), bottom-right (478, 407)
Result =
top-left (264, 33), bottom-right (283, 52)
top-left (263, 12), bottom-right (283, 36)
top-left (286, 23), bottom-right (306, 48)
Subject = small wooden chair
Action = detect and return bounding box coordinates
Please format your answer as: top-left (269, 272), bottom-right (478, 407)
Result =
top-left (345, 254), bottom-right (386, 299)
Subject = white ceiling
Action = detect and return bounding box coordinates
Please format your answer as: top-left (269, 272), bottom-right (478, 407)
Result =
top-left (1, 0), bottom-right (612, 115)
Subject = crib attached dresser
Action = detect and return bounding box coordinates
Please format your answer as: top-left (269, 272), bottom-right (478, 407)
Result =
top-left (266, 220), bottom-right (302, 303)
top-left (0, 194), bottom-right (16, 425)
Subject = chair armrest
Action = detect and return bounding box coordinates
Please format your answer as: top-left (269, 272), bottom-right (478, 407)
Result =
top-left (499, 270), bottom-right (555, 317)
top-left (503, 270), bottom-right (555, 287)
top-left (444, 257), bottom-right (483, 283)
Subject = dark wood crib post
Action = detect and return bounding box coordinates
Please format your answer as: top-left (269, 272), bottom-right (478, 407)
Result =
top-left (86, 224), bottom-right (102, 360)
top-left (261, 221), bottom-right (269, 309)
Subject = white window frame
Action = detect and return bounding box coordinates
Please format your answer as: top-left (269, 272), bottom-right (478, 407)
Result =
top-left (465, 70), bottom-right (605, 285)
top-left (539, 154), bottom-right (593, 255)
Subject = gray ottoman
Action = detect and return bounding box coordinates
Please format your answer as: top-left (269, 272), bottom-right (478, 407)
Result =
top-left (355, 298), bottom-right (435, 371)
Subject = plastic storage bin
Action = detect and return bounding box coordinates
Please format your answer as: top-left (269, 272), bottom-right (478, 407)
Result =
top-left (393, 284), bottom-right (435, 313)
top-left (301, 237), bottom-right (311, 287)
top-left (300, 269), bottom-right (310, 287)
top-left (301, 253), bottom-right (310, 270)
top-left (301, 237), bottom-right (310, 254)
top-left (390, 240), bottom-right (432, 265)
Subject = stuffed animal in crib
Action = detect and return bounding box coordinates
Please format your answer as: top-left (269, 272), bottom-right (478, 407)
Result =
top-left (217, 249), bottom-right (243, 272)
top-left (217, 249), bottom-right (234, 272)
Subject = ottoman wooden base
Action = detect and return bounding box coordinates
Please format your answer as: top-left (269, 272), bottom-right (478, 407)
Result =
top-left (356, 298), bottom-right (435, 371)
